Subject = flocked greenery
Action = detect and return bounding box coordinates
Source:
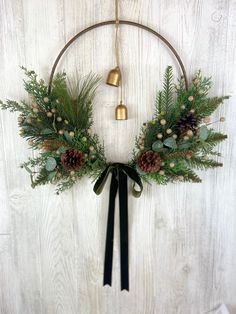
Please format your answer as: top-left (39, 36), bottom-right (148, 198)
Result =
top-left (0, 66), bottom-right (228, 193)
top-left (132, 66), bottom-right (228, 185)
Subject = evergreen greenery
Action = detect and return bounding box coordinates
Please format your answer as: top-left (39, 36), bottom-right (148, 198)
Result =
top-left (0, 68), bottom-right (106, 193)
top-left (132, 66), bottom-right (228, 185)
top-left (0, 66), bottom-right (228, 193)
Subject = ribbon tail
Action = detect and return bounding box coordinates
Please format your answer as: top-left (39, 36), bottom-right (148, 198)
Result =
top-left (103, 170), bottom-right (118, 287)
top-left (118, 170), bottom-right (129, 291)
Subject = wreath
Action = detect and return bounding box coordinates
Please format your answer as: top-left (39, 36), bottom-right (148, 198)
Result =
top-left (0, 64), bottom-right (228, 290)
top-left (0, 66), bottom-right (228, 194)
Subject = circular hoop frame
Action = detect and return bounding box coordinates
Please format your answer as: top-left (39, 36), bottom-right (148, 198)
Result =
top-left (48, 20), bottom-right (188, 93)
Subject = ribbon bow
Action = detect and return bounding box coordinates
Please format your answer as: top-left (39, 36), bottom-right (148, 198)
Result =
top-left (94, 163), bottom-right (143, 291)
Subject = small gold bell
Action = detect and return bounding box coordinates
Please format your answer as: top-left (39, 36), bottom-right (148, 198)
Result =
top-left (115, 101), bottom-right (128, 120)
top-left (106, 66), bottom-right (121, 87)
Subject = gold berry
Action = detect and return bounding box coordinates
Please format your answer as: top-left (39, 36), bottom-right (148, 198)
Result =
top-left (159, 170), bottom-right (165, 175)
top-left (46, 112), bottom-right (53, 117)
top-left (169, 162), bottom-right (175, 168)
top-left (18, 116), bottom-right (24, 123)
top-left (32, 102), bottom-right (38, 108)
top-left (172, 134), bottom-right (178, 139)
top-left (33, 108), bottom-right (39, 113)
top-left (160, 119), bottom-right (166, 125)
top-left (184, 136), bottom-right (190, 141)
top-left (56, 117), bottom-right (62, 122)
top-left (186, 130), bottom-right (193, 137)
top-left (166, 129), bottom-right (172, 134)
top-left (43, 97), bottom-right (49, 103)
top-left (51, 108), bottom-right (57, 113)
top-left (82, 137), bottom-right (87, 142)
top-left (58, 129), bottom-right (64, 135)
top-left (157, 133), bottom-right (163, 139)
top-left (203, 117), bottom-right (210, 123)
top-left (188, 96), bottom-right (194, 101)
top-left (69, 131), bottom-right (75, 137)
top-left (180, 105), bottom-right (186, 109)
top-left (89, 146), bottom-right (95, 151)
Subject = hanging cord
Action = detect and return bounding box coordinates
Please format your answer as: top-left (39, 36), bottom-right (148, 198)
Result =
top-left (115, 0), bottom-right (123, 103)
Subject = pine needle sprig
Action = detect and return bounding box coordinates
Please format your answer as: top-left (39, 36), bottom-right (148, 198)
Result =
top-left (195, 96), bottom-right (229, 119)
top-left (185, 156), bottom-right (223, 170)
top-left (0, 100), bottom-right (31, 114)
top-left (52, 73), bottom-right (100, 129)
top-left (154, 66), bottom-right (174, 117)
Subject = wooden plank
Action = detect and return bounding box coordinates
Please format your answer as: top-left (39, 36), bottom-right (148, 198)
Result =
top-left (0, 236), bottom-right (20, 314)
top-left (0, 0), bottom-right (236, 313)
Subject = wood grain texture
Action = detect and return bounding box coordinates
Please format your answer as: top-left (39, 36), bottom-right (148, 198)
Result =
top-left (0, 0), bottom-right (236, 313)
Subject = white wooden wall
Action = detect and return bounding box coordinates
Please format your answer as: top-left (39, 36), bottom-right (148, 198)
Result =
top-left (0, 1), bottom-right (236, 313)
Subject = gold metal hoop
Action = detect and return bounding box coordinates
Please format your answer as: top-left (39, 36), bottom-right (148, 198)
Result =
top-left (48, 20), bottom-right (188, 93)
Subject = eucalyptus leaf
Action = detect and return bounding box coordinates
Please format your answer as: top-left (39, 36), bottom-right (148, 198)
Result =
top-left (152, 147), bottom-right (168, 153)
top-left (41, 128), bottom-right (54, 135)
top-left (163, 137), bottom-right (177, 149)
top-left (45, 157), bottom-right (57, 171)
top-left (64, 131), bottom-right (73, 142)
top-left (152, 140), bottom-right (163, 152)
top-left (136, 165), bottom-right (146, 175)
top-left (199, 125), bottom-right (209, 140)
top-left (91, 159), bottom-right (99, 169)
top-left (178, 141), bottom-right (192, 149)
top-left (48, 171), bottom-right (57, 180)
top-left (57, 146), bottom-right (67, 153)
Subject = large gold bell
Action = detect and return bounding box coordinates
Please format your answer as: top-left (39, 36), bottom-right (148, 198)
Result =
top-left (106, 66), bottom-right (121, 87)
top-left (115, 102), bottom-right (128, 120)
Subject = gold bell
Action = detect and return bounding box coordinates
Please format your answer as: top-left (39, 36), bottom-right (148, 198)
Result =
top-left (115, 101), bottom-right (128, 120)
top-left (106, 66), bottom-right (121, 87)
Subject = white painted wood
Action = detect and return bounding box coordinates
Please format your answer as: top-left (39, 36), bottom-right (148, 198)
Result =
top-left (0, 0), bottom-right (236, 313)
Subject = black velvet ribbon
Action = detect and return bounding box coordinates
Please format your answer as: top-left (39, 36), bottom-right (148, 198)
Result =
top-left (94, 163), bottom-right (143, 291)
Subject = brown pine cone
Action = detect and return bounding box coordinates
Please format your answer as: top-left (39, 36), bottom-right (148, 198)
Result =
top-left (61, 149), bottom-right (85, 170)
top-left (138, 150), bottom-right (162, 173)
top-left (176, 113), bottom-right (198, 135)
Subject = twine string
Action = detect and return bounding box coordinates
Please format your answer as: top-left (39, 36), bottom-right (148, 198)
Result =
top-left (115, 0), bottom-right (123, 103)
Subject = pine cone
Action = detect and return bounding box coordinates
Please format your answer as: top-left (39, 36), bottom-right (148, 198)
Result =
top-left (61, 149), bottom-right (85, 170)
top-left (138, 150), bottom-right (162, 173)
top-left (176, 113), bottom-right (198, 135)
